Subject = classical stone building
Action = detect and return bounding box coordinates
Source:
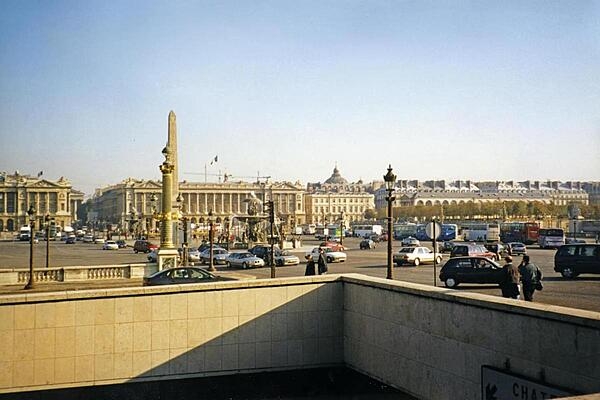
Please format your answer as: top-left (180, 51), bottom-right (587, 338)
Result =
top-left (374, 179), bottom-right (590, 209)
top-left (90, 178), bottom-right (306, 235)
top-left (0, 171), bottom-right (84, 233)
top-left (305, 167), bottom-right (375, 224)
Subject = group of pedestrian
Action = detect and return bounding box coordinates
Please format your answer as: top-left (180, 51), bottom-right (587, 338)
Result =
top-left (499, 254), bottom-right (543, 301)
top-left (304, 247), bottom-right (328, 276)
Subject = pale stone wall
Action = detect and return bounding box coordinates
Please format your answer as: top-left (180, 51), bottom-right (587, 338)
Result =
top-left (0, 277), bottom-right (344, 393)
top-left (343, 275), bottom-right (600, 399)
top-left (1, 274), bottom-right (599, 398)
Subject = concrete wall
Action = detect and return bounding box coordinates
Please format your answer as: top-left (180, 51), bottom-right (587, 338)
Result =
top-left (0, 276), bottom-right (344, 394)
top-left (0, 274), bottom-right (599, 399)
top-left (343, 275), bottom-right (600, 399)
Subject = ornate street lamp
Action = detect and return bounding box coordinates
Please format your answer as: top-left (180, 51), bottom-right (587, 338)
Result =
top-left (44, 214), bottom-right (53, 269)
top-left (224, 217), bottom-right (230, 250)
top-left (24, 205), bottom-right (36, 290)
top-left (383, 165), bottom-right (396, 280)
top-left (176, 193), bottom-right (189, 265)
top-left (339, 210), bottom-right (345, 247)
top-left (208, 210), bottom-right (216, 272)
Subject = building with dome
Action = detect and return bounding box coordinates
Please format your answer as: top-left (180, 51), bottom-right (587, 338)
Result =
top-left (305, 166), bottom-right (376, 225)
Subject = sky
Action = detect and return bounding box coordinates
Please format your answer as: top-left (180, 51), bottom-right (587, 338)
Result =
top-left (1, 1), bottom-right (599, 197)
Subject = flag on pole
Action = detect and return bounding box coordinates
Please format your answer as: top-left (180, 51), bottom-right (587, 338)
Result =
top-left (210, 155), bottom-right (218, 165)
top-left (37, 171), bottom-right (43, 178)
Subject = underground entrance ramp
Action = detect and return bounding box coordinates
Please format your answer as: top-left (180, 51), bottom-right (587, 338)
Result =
top-left (0, 367), bottom-right (416, 400)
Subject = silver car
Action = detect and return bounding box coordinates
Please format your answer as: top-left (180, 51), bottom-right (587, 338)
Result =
top-left (200, 248), bottom-right (229, 265)
top-left (226, 252), bottom-right (265, 269)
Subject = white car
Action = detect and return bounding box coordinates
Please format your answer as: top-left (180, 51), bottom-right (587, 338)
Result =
top-left (200, 248), bottom-right (230, 265)
top-left (94, 237), bottom-right (106, 244)
top-left (393, 246), bottom-right (442, 266)
top-left (225, 252), bottom-right (265, 269)
top-left (82, 234), bottom-right (94, 243)
top-left (307, 247), bottom-right (347, 263)
top-left (274, 250), bottom-right (300, 266)
top-left (102, 240), bottom-right (119, 250)
top-left (188, 249), bottom-right (201, 263)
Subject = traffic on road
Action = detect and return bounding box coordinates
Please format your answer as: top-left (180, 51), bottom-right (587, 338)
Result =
top-left (0, 236), bottom-right (599, 313)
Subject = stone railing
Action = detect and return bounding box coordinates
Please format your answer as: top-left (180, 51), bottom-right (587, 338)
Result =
top-left (0, 264), bottom-right (155, 285)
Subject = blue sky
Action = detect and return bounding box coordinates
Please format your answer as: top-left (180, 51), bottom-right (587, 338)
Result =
top-left (1, 1), bottom-right (599, 197)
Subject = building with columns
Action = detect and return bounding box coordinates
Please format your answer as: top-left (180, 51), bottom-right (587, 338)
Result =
top-left (305, 166), bottom-right (375, 224)
top-left (0, 171), bottom-right (84, 234)
top-left (90, 178), bottom-right (306, 236)
top-left (374, 179), bottom-right (590, 209)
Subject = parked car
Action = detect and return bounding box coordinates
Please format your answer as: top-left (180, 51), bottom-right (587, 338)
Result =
top-left (320, 241), bottom-right (345, 252)
top-left (439, 256), bottom-right (505, 288)
top-left (134, 240), bottom-right (158, 253)
top-left (507, 242), bottom-right (527, 256)
top-left (274, 250), bottom-right (300, 266)
top-left (115, 240), bottom-right (127, 248)
top-left (401, 236), bottom-right (420, 247)
top-left (359, 239), bottom-right (376, 250)
top-left (307, 247), bottom-right (347, 263)
top-left (394, 246), bottom-right (442, 266)
top-left (484, 243), bottom-right (506, 260)
top-left (226, 252), bottom-right (265, 269)
top-left (188, 249), bottom-right (201, 263)
top-left (102, 240), bottom-right (119, 250)
top-left (143, 267), bottom-right (233, 286)
top-left (439, 241), bottom-right (456, 253)
top-left (94, 237), bottom-right (106, 244)
top-left (82, 234), bottom-right (94, 243)
top-left (147, 249), bottom-right (158, 263)
top-left (248, 245), bottom-right (280, 261)
top-left (65, 236), bottom-right (77, 244)
top-left (368, 234), bottom-right (381, 243)
top-left (554, 244), bottom-right (600, 278)
top-left (565, 238), bottom-right (586, 245)
top-left (450, 243), bottom-right (497, 261)
top-left (200, 248), bottom-right (230, 265)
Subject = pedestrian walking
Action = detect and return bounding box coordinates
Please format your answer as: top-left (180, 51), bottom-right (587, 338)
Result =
top-left (518, 254), bottom-right (542, 301)
top-left (304, 254), bottom-right (316, 276)
top-left (499, 256), bottom-right (520, 299)
top-left (317, 247), bottom-right (328, 275)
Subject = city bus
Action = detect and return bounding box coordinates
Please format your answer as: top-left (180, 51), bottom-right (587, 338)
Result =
top-left (538, 228), bottom-right (565, 249)
top-left (460, 222), bottom-right (499, 243)
top-left (393, 223), bottom-right (419, 240)
top-left (414, 224), bottom-right (458, 241)
top-left (500, 222), bottom-right (540, 245)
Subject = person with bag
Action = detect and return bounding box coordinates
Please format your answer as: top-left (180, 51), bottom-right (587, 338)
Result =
top-left (317, 247), bottom-right (328, 275)
top-left (519, 254), bottom-right (541, 301)
top-left (304, 254), bottom-right (316, 276)
top-left (500, 256), bottom-right (520, 299)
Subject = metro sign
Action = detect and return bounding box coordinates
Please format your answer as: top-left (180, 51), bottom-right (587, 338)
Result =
top-left (481, 366), bottom-right (574, 400)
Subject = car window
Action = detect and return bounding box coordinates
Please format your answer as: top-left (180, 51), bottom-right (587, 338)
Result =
top-left (558, 246), bottom-right (576, 256)
top-left (474, 259), bottom-right (494, 269)
top-left (456, 259), bottom-right (473, 269)
top-left (188, 269), bottom-right (210, 279)
top-left (581, 246), bottom-right (596, 257)
top-left (399, 247), bottom-right (414, 253)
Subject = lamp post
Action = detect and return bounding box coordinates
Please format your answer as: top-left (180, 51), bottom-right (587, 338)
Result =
top-left (44, 214), bottom-right (52, 269)
top-left (24, 205), bottom-right (36, 290)
top-left (224, 217), bottom-right (230, 250)
top-left (339, 211), bottom-right (345, 247)
top-left (383, 165), bottom-right (396, 280)
top-left (208, 210), bottom-right (216, 272)
top-left (176, 193), bottom-right (188, 266)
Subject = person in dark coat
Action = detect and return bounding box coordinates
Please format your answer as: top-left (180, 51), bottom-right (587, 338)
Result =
top-left (499, 256), bottom-right (520, 299)
top-left (304, 254), bottom-right (316, 276)
top-left (317, 247), bottom-right (328, 275)
top-left (519, 254), bottom-right (541, 301)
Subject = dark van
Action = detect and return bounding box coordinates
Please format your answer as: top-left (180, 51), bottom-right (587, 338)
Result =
top-left (554, 244), bottom-right (600, 278)
top-left (133, 240), bottom-right (158, 253)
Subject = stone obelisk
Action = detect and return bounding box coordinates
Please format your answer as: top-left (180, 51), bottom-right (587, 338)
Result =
top-left (167, 110), bottom-right (178, 203)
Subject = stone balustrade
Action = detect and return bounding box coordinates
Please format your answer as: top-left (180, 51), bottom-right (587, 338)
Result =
top-left (0, 264), bottom-right (154, 285)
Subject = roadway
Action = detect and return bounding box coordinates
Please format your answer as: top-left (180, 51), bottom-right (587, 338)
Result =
top-left (1, 237), bottom-right (599, 313)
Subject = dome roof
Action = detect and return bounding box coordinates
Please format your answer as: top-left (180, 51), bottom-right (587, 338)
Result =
top-left (324, 166), bottom-right (348, 185)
